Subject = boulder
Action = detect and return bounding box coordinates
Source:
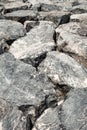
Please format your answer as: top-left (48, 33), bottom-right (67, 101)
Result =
top-left (0, 19), bottom-right (26, 41)
top-left (39, 51), bottom-right (87, 88)
top-left (38, 10), bottom-right (70, 26)
top-left (60, 88), bottom-right (87, 130)
top-left (56, 22), bottom-right (87, 68)
top-left (72, 2), bottom-right (87, 14)
top-left (3, 1), bottom-right (31, 13)
top-left (9, 21), bottom-right (56, 67)
top-left (0, 98), bottom-right (28, 130)
top-left (56, 22), bottom-right (87, 59)
top-left (70, 13), bottom-right (87, 22)
top-left (0, 52), bottom-right (55, 107)
top-left (4, 10), bottom-right (37, 23)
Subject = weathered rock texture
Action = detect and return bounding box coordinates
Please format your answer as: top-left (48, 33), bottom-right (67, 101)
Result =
top-left (0, 0), bottom-right (87, 130)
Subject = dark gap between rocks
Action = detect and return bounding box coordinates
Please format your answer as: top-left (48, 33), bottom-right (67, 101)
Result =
top-left (6, 39), bottom-right (15, 45)
top-left (21, 52), bottom-right (47, 70)
top-left (59, 14), bottom-right (71, 25)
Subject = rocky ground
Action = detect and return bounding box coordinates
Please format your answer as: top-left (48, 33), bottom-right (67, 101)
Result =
top-left (0, 0), bottom-right (87, 130)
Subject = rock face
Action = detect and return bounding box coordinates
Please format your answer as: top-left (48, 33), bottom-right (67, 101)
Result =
top-left (0, 0), bottom-right (87, 130)
top-left (32, 107), bottom-right (60, 130)
top-left (4, 10), bottom-right (37, 23)
top-left (0, 19), bottom-right (26, 41)
top-left (60, 88), bottom-right (87, 130)
top-left (9, 21), bottom-right (56, 67)
top-left (0, 53), bottom-right (56, 106)
top-left (39, 51), bottom-right (87, 88)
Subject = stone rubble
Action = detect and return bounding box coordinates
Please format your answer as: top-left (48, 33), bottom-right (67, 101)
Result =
top-left (0, 0), bottom-right (87, 130)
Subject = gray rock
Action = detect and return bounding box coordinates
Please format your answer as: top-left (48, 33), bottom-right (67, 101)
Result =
top-left (56, 22), bottom-right (87, 60)
top-left (0, 53), bottom-right (55, 107)
top-left (70, 13), bottom-right (87, 22)
top-left (0, 98), bottom-right (28, 130)
top-left (9, 21), bottom-right (56, 67)
top-left (72, 2), bottom-right (87, 14)
top-left (3, 107), bottom-right (27, 130)
top-left (39, 51), bottom-right (87, 88)
top-left (25, 0), bottom-right (52, 5)
top-left (60, 88), bottom-right (87, 130)
top-left (32, 107), bottom-right (60, 130)
top-left (0, 19), bottom-right (26, 41)
top-left (38, 11), bottom-right (70, 26)
top-left (40, 3), bottom-right (63, 12)
top-left (3, 1), bottom-right (31, 13)
top-left (0, 98), bottom-right (12, 121)
top-left (4, 10), bottom-right (37, 23)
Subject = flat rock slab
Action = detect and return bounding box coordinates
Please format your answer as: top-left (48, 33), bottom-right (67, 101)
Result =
top-left (70, 13), bottom-right (87, 22)
top-left (32, 107), bottom-right (60, 130)
top-left (38, 11), bottom-right (70, 26)
top-left (0, 19), bottom-right (26, 41)
top-left (3, 1), bottom-right (31, 13)
top-left (72, 2), bottom-right (87, 14)
top-left (56, 22), bottom-right (87, 59)
top-left (39, 51), bottom-right (87, 88)
top-left (0, 53), bottom-right (55, 106)
top-left (60, 88), bottom-right (87, 130)
top-left (4, 10), bottom-right (37, 23)
top-left (26, 0), bottom-right (53, 5)
top-left (9, 21), bottom-right (56, 67)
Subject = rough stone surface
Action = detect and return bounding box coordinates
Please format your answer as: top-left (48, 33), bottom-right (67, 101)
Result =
top-left (70, 13), bottom-right (87, 22)
top-left (0, 53), bottom-right (56, 106)
top-left (4, 10), bottom-right (37, 23)
top-left (56, 22), bottom-right (87, 59)
top-left (39, 51), bottom-right (87, 88)
top-left (32, 107), bottom-right (60, 130)
top-left (9, 21), bottom-right (56, 67)
top-left (38, 11), bottom-right (70, 26)
top-left (0, 19), bottom-right (26, 41)
top-left (60, 88), bottom-right (87, 130)
top-left (0, 98), bottom-right (28, 130)
top-left (0, 0), bottom-right (87, 130)
top-left (3, 1), bottom-right (31, 13)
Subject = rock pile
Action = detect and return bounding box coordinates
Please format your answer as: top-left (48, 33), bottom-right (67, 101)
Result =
top-left (0, 0), bottom-right (87, 130)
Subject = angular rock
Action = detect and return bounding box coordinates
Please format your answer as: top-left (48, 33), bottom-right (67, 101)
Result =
top-left (4, 10), bottom-right (37, 23)
top-left (40, 3), bottom-right (64, 12)
top-left (0, 98), bottom-right (28, 130)
top-left (72, 2), bottom-right (87, 14)
top-left (56, 22), bottom-right (87, 59)
top-left (60, 88), bottom-right (87, 130)
top-left (26, 0), bottom-right (52, 5)
top-left (39, 51), bottom-right (87, 88)
top-left (3, 1), bottom-right (31, 13)
top-left (3, 107), bottom-right (27, 130)
top-left (9, 21), bottom-right (56, 67)
top-left (70, 13), bottom-right (87, 22)
top-left (38, 11), bottom-right (70, 26)
top-left (0, 98), bottom-right (12, 120)
top-left (0, 19), bottom-right (26, 41)
top-left (0, 53), bottom-right (55, 107)
top-left (32, 107), bottom-right (60, 130)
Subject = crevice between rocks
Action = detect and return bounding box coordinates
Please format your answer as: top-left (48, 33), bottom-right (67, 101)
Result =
top-left (18, 93), bottom-right (58, 130)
